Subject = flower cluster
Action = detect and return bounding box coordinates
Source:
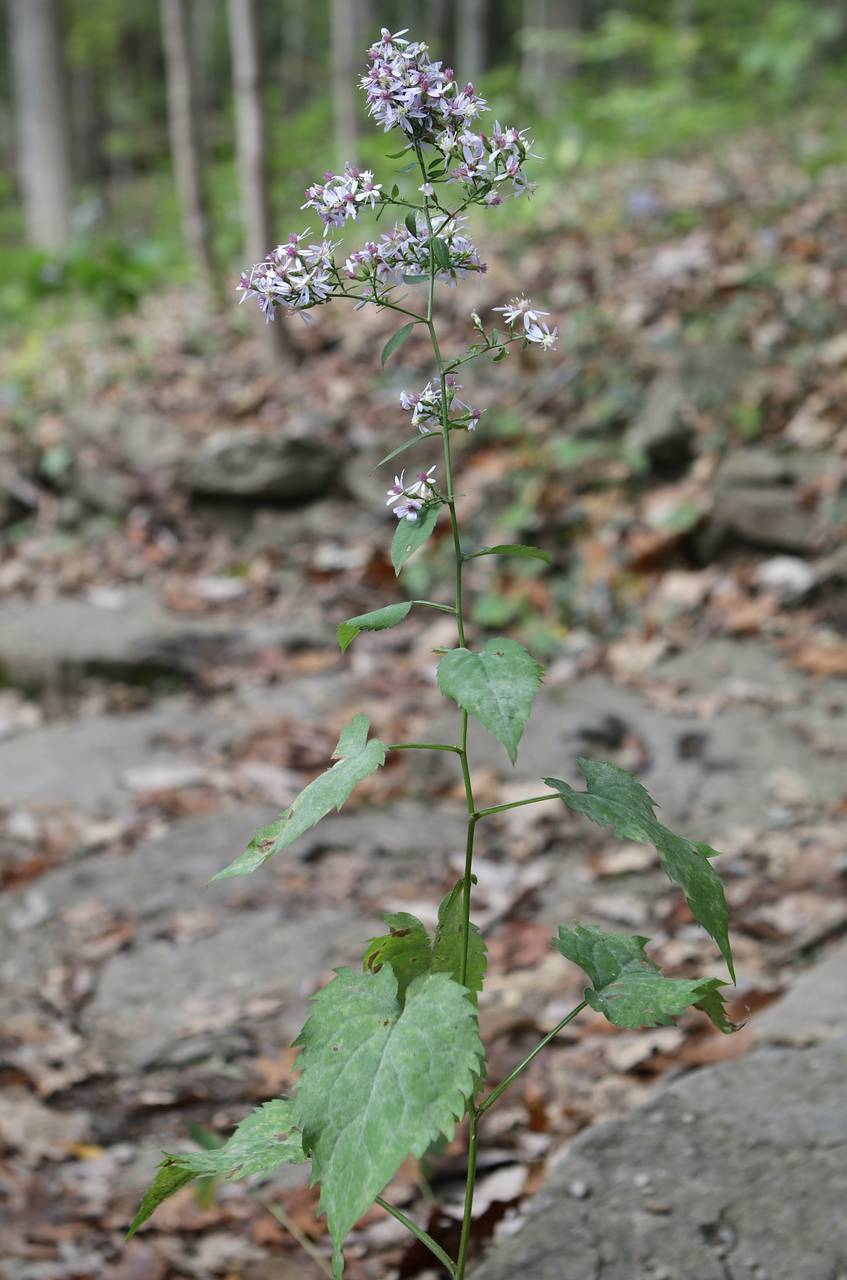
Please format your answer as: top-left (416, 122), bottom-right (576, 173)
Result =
top-left (237, 231), bottom-right (336, 321)
top-left (302, 163), bottom-right (382, 228)
top-left (345, 213), bottom-right (484, 290)
top-left (439, 122), bottom-right (535, 201)
top-left (385, 466), bottom-right (438, 521)
top-left (400, 376), bottom-right (482, 434)
top-left (493, 296), bottom-right (558, 348)
top-left (362, 28), bottom-right (486, 137)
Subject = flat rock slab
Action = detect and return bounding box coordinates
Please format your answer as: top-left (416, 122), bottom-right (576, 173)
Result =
top-left (472, 1038), bottom-right (847, 1280)
top-left (753, 941), bottom-right (847, 1046)
top-left (0, 587), bottom-right (331, 688)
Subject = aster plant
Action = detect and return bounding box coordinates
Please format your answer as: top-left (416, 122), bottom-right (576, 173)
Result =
top-left (129, 28), bottom-right (737, 1280)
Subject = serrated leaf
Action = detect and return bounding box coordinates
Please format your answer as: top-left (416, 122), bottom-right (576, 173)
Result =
top-left (437, 638), bottom-right (543, 765)
top-left (381, 321), bottom-right (417, 366)
top-left (465, 543), bottom-right (551, 564)
top-left (363, 912), bottom-right (432, 1002)
top-left (337, 602), bottom-right (412, 652)
top-left (432, 237), bottom-right (451, 270)
top-left (127, 1162), bottom-right (195, 1239)
top-left (404, 209), bottom-right (418, 236)
top-left (391, 503), bottom-right (440, 575)
top-left (165, 1099), bottom-right (307, 1179)
top-left (545, 761), bottom-right (734, 981)
top-left (431, 880), bottom-right (487, 1001)
top-left (215, 715), bottom-right (386, 878)
top-left (294, 967), bottom-right (483, 1272)
top-left (374, 431), bottom-right (428, 470)
top-left (554, 924), bottom-right (733, 1032)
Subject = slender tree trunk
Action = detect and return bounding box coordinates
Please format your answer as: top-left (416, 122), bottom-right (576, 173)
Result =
top-left (522, 0), bottom-right (581, 114)
top-left (8, 0), bottom-right (72, 250)
top-left (331, 0), bottom-right (359, 166)
top-left (456, 0), bottom-right (486, 83)
top-left (427, 0), bottom-right (453, 58)
top-left (160, 0), bottom-right (215, 281)
top-left (282, 0), bottom-right (309, 109)
top-left (228, 0), bottom-right (293, 364)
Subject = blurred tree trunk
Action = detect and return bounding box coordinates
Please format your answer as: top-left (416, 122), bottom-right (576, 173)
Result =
top-left (457, 0), bottom-right (486, 82)
top-left (522, 0), bottom-right (582, 114)
top-left (8, 0), bottom-right (73, 250)
top-left (427, 0), bottom-right (453, 57)
top-left (160, 0), bottom-right (215, 281)
top-left (228, 0), bottom-right (294, 365)
top-left (332, 0), bottom-right (358, 165)
top-left (282, 0), bottom-right (309, 109)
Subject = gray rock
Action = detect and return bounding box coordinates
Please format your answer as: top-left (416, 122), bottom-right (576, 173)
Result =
top-left (472, 1039), bottom-right (847, 1280)
top-left (624, 372), bottom-right (693, 472)
top-left (180, 428), bottom-right (336, 503)
top-left (0, 587), bottom-right (332, 688)
top-left (754, 941), bottom-right (847, 1046)
top-left (705, 448), bottom-right (843, 556)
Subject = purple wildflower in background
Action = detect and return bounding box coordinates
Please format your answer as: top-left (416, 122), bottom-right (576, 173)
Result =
top-left (493, 296), bottom-right (558, 348)
top-left (302, 164), bottom-right (382, 227)
top-left (399, 377), bottom-right (482, 434)
top-left (237, 230), bottom-right (336, 321)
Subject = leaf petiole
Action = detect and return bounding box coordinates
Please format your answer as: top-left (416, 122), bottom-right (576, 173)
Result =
top-left (375, 1196), bottom-right (456, 1275)
top-left (474, 793), bottom-right (559, 820)
top-left (477, 1001), bottom-right (588, 1116)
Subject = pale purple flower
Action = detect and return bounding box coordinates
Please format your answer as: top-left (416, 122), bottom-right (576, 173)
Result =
top-left (399, 378), bottom-right (481, 433)
top-left (386, 464), bottom-right (438, 521)
top-left (303, 163), bottom-right (382, 227)
top-left (361, 28), bottom-right (487, 141)
top-left (493, 296), bottom-right (550, 331)
top-left (346, 213), bottom-right (484, 295)
top-left (237, 230), bottom-right (338, 322)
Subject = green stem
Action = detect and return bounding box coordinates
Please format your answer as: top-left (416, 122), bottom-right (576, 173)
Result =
top-left (455, 1108), bottom-right (479, 1280)
top-left (388, 742), bottom-right (462, 753)
top-left (474, 793), bottom-right (559, 820)
top-left (414, 139), bottom-right (480, 1280)
top-left (375, 1197), bottom-right (456, 1276)
top-left (477, 1001), bottom-right (588, 1116)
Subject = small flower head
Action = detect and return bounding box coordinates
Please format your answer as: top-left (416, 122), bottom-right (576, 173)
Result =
top-left (385, 463), bottom-right (439, 521)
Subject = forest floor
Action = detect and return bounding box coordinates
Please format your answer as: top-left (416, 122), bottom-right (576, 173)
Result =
top-left (1, 122), bottom-right (847, 1280)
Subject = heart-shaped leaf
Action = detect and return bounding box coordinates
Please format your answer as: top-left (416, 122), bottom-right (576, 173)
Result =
top-left (546, 763), bottom-right (735, 981)
top-left (295, 967), bottom-right (483, 1275)
top-left (555, 924), bottom-right (733, 1032)
top-left (438, 638), bottom-right (543, 764)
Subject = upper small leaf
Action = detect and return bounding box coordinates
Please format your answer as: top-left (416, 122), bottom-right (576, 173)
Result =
top-left (555, 923), bottom-right (733, 1033)
top-left (294, 966), bottom-right (483, 1273)
top-left (465, 544), bottom-right (552, 564)
top-left (545, 761), bottom-right (735, 981)
top-left (431, 880), bottom-right (487, 1000)
top-left (375, 431), bottom-right (428, 469)
top-left (432, 237), bottom-right (452, 270)
top-left (363, 911), bottom-right (432, 1002)
top-left (337, 602), bottom-right (412, 652)
top-left (381, 321), bottom-right (417, 366)
top-left (215, 715), bottom-right (386, 878)
top-left (127, 1099), bottom-right (307, 1239)
top-left (438, 638), bottom-right (543, 764)
top-left (391, 503), bottom-right (440, 575)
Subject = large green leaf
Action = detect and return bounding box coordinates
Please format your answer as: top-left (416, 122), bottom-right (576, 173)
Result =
top-left (294, 967), bottom-right (483, 1276)
top-left (126, 1100), bottom-right (307, 1239)
top-left (438, 638), bottom-right (543, 764)
top-left (545, 760), bottom-right (735, 981)
top-left (337, 602), bottom-right (412, 652)
top-left (215, 715), bottom-right (386, 878)
top-left (555, 924), bottom-right (733, 1033)
top-left (391, 503), bottom-right (440, 575)
top-left (362, 882), bottom-right (487, 1005)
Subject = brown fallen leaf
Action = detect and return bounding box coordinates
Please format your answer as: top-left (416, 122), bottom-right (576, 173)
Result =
top-left (790, 636), bottom-right (847, 676)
